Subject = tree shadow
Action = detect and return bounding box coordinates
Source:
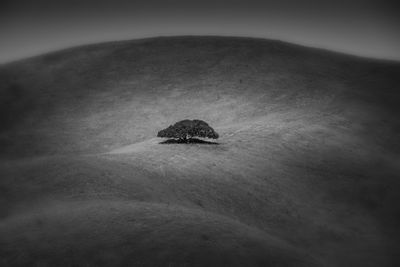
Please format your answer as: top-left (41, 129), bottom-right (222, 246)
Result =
top-left (159, 138), bottom-right (219, 145)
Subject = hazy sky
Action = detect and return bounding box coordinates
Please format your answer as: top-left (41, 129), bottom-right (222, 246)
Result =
top-left (1, 0), bottom-right (399, 63)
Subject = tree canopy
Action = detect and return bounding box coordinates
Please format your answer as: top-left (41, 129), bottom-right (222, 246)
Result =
top-left (157, 120), bottom-right (219, 142)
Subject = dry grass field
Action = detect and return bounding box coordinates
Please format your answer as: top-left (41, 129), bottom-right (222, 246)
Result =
top-left (0, 36), bottom-right (399, 266)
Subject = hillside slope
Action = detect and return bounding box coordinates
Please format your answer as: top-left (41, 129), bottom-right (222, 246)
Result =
top-left (0, 36), bottom-right (400, 266)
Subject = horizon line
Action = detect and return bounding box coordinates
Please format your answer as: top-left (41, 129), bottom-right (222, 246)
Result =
top-left (2, 34), bottom-right (400, 65)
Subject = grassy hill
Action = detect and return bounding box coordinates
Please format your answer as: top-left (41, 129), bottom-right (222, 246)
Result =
top-left (0, 36), bottom-right (399, 266)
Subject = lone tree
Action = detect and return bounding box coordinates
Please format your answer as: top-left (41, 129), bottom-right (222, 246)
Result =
top-left (157, 119), bottom-right (219, 143)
